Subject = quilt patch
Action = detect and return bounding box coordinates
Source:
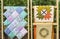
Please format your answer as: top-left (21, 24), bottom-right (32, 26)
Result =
top-left (34, 6), bottom-right (54, 22)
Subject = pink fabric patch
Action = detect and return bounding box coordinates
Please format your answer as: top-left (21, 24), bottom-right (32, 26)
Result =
top-left (20, 28), bottom-right (27, 36)
top-left (7, 16), bottom-right (13, 22)
top-left (11, 11), bottom-right (19, 19)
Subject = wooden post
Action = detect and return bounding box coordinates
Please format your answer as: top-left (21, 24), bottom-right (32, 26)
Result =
top-left (30, 0), bottom-right (33, 39)
top-left (56, 0), bottom-right (59, 39)
top-left (1, 0), bottom-right (3, 39)
top-left (27, 0), bottom-right (30, 39)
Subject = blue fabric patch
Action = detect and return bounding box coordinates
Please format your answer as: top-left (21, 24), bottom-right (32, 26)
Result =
top-left (4, 11), bottom-right (11, 18)
top-left (4, 8), bottom-right (15, 18)
top-left (7, 24), bottom-right (14, 31)
top-left (16, 7), bottom-right (24, 14)
top-left (4, 28), bottom-right (11, 35)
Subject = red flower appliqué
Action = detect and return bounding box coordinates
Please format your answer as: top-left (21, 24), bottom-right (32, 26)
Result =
top-left (44, 12), bottom-right (51, 20)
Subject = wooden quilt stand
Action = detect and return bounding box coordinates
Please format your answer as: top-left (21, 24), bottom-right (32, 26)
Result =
top-left (33, 6), bottom-right (59, 39)
top-left (33, 6), bottom-right (55, 39)
top-left (30, 0), bottom-right (59, 39)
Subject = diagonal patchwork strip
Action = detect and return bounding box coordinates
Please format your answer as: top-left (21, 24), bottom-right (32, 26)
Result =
top-left (5, 18), bottom-right (27, 34)
top-left (4, 7), bottom-right (24, 25)
top-left (8, 26), bottom-right (23, 38)
top-left (4, 11), bottom-right (27, 26)
top-left (4, 6), bottom-right (26, 18)
top-left (4, 8), bottom-right (15, 18)
top-left (4, 6), bottom-right (28, 39)
top-left (16, 27), bottom-right (27, 39)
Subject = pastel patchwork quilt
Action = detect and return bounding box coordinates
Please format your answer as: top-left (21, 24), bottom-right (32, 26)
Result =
top-left (4, 6), bottom-right (28, 39)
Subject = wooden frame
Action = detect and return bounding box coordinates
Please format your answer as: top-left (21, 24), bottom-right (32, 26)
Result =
top-left (1, 0), bottom-right (30, 39)
top-left (1, 0), bottom-right (59, 39)
top-left (30, 0), bottom-right (59, 39)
